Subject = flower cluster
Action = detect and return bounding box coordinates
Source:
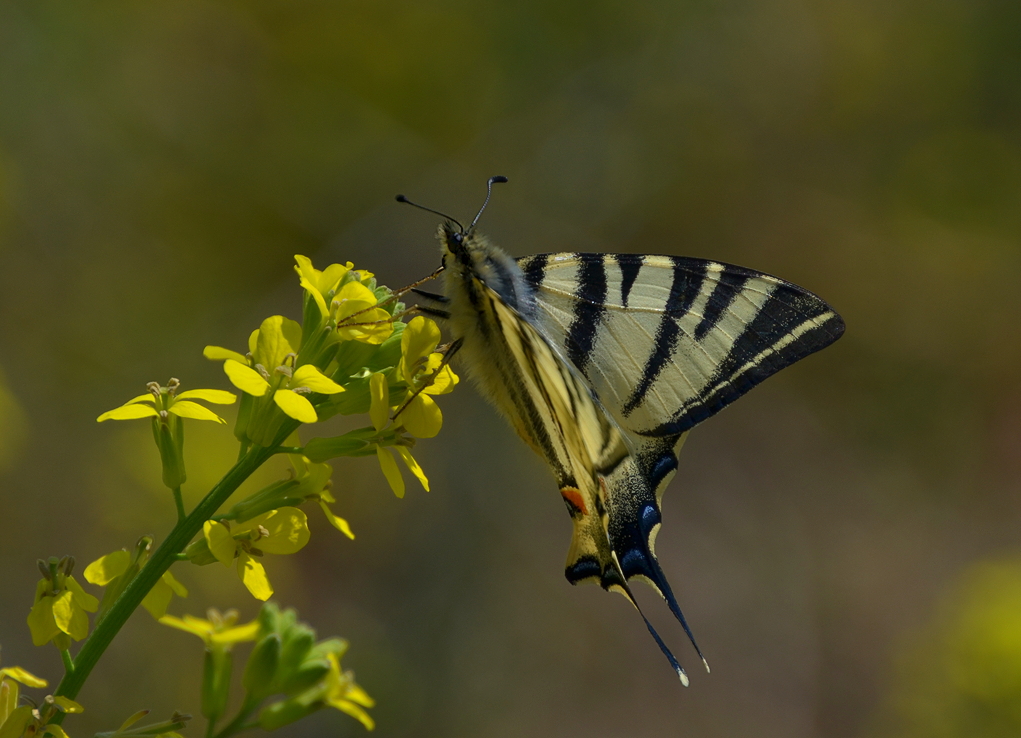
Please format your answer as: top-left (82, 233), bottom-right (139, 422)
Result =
top-left (161, 604), bottom-right (374, 732)
top-left (21, 254), bottom-right (457, 737)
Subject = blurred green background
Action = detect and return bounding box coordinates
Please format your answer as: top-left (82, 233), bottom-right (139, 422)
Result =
top-left (2, 1), bottom-right (1021, 736)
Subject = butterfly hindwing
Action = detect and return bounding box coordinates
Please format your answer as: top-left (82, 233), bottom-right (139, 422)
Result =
top-left (517, 253), bottom-right (845, 438)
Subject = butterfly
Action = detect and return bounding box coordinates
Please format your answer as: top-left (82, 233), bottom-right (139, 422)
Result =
top-left (399, 177), bottom-right (845, 684)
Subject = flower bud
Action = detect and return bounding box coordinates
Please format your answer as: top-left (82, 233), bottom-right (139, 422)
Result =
top-left (243, 633), bottom-right (281, 701)
top-left (276, 624), bottom-right (316, 694)
top-left (152, 412), bottom-right (187, 489)
top-left (183, 537), bottom-right (218, 566)
top-left (282, 657), bottom-right (331, 696)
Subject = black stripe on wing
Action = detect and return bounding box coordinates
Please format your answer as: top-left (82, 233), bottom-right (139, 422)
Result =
top-left (615, 253), bottom-right (643, 309)
top-left (645, 286), bottom-right (845, 436)
top-left (565, 256), bottom-right (607, 372)
top-left (694, 269), bottom-right (750, 341)
top-left (519, 253), bottom-right (549, 290)
top-left (621, 261), bottom-right (708, 416)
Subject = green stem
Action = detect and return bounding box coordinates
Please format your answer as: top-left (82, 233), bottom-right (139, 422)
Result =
top-left (50, 436), bottom-right (291, 718)
top-left (60, 649), bottom-right (74, 675)
top-left (172, 486), bottom-right (186, 522)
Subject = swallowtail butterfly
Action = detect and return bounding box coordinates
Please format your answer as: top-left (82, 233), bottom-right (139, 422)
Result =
top-left (400, 178), bottom-right (845, 684)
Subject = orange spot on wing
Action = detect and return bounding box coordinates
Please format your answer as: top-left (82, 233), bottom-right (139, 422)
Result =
top-left (560, 486), bottom-right (588, 515)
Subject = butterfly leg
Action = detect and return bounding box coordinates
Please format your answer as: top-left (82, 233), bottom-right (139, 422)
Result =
top-left (391, 338), bottom-right (463, 422)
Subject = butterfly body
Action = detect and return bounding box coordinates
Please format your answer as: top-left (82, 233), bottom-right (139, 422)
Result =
top-left (430, 219), bottom-right (844, 684)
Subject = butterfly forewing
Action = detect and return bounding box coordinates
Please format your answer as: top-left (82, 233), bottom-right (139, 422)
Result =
top-left (516, 253), bottom-right (845, 438)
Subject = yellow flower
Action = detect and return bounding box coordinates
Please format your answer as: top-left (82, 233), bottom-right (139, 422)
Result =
top-left (1, 649), bottom-right (49, 735)
top-left (27, 557), bottom-right (99, 649)
top-left (158, 609), bottom-right (260, 650)
top-left (289, 454), bottom-right (355, 539)
top-left (0, 686), bottom-right (82, 738)
top-left (84, 542), bottom-right (188, 620)
top-left (97, 379), bottom-right (235, 425)
top-left (294, 255), bottom-right (390, 345)
top-left (210, 316), bottom-right (345, 425)
top-left (97, 379), bottom-right (236, 490)
top-left (396, 317), bottom-right (458, 438)
top-left (321, 651), bottom-right (375, 730)
top-left (202, 508), bottom-right (310, 601)
top-left (333, 282), bottom-right (392, 345)
top-left (368, 373), bottom-right (429, 498)
top-left (257, 639), bottom-right (374, 732)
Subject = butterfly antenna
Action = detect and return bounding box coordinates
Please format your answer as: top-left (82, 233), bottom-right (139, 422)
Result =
top-left (469, 175), bottom-right (508, 232)
top-left (395, 194), bottom-right (464, 233)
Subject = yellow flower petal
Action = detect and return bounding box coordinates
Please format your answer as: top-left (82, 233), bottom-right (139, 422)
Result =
top-left (224, 360), bottom-right (270, 397)
top-left (204, 520), bottom-right (237, 566)
top-left (238, 553), bottom-right (273, 601)
top-left (344, 682), bottom-right (376, 708)
top-left (83, 550), bottom-right (131, 586)
top-left (141, 578), bottom-right (174, 619)
top-left (52, 590), bottom-right (89, 640)
top-left (319, 262), bottom-right (352, 290)
top-left (292, 365), bottom-right (345, 394)
top-left (208, 620), bottom-right (260, 645)
top-left (163, 570), bottom-right (189, 597)
top-left (299, 276), bottom-right (329, 317)
top-left (376, 447), bottom-right (404, 498)
top-left (330, 699), bottom-right (375, 731)
top-left (395, 446), bottom-right (430, 492)
top-left (401, 394), bottom-right (442, 438)
top-left (421, 359), bottom-right (459, 395)
top-left (243, 507), bottom-right (310, 555)
top-left (400, 316), bottom-right (441, 381)
top-left (254, 315), bottom-right (302, 369)
top-left (44, 724), bottom-right (71, 738)
top-left (27, 596), bottom-right (59, 646)
top-left (140, 570), bottom-right (187, 619)
top-left (125, 394), bottom-right (156, 405)
top-left (52, 696), bottom-right (83, 713)
top-left (97, 404), bottom-right (159, 422)
top-left (294, 254), bottom-right (316, 280)
top-left (273, 389), bottom-right (318, 423)
top-left (369, 373), bottom-right (388, 432)
top-left (175, 389), bottom-right (237, 404)
top-left (0, 666), bottom-right (47, 688)
top-left (203, 346), bottom-right (249, 364)
top-left (319, 501), bottom-right (355, 540)
top-left (158, 614), bottom-right (211, 642)
top-left (66, 576), bottom-right (99, 612)
top-left (168, 400), bottom-right (226, 424)
top-left (2, 706), bottom-right (34, 738)
top-left (248, 328), bottom-right (260, 356)
top-left (334, 281), bottom-right (378, 314)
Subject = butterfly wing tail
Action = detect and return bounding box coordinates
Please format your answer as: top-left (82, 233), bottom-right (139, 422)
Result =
top-left (605, 433), bottom-right (711, 672)
top-left (563, 507), bottom-right (692, 685)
